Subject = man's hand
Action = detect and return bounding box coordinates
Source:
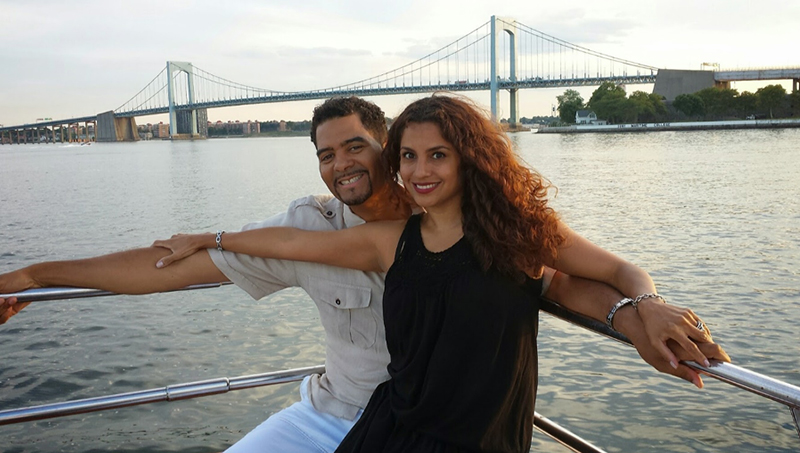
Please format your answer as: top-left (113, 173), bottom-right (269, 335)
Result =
top-left (543, 269), bottom-right (731, 388)
top-left (0, 268), bottom-right (39, 324)
top-left (0, 297), bottom-right (29, 324)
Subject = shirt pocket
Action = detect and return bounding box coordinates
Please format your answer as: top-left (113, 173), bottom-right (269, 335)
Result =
top-left (306, 276), bottom-right (378, 349)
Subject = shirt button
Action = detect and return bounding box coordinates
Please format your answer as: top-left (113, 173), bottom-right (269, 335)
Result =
top-left (335, 298), bottom-right (341, 305)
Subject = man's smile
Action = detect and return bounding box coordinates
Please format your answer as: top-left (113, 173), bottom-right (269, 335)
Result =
top-left (337, 172), bottom-right (366, 187)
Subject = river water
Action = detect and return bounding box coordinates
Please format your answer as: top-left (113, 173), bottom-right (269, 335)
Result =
top-left (1, 129), bottom-right (799, 452)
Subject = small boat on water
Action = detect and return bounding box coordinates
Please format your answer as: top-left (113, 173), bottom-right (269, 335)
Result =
top-left (2, 284), bottom-right (799, 452)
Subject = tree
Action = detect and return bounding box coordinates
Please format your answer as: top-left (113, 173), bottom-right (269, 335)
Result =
top-left (588, 82), bottom-right (633, 123)
top-left (673, 93), bottom-right (705, 117)
top-left (695, 87), bottom-right (738, 117)
top-left (735, 91), bottom-right (757, 118)
top-left (649, 93), bottom-right (668, 118)
top-left (629, 91), bottom-right (667, 122)
top-left (756, 84), bottom-right (787, 119)
top-left (260, 120), bottom-right (280, 132)
top-left (556, 89), bottom-right (584, 124)
top-left (587, 82), bottom-right (625, 106)
top-left (789, 90), bottom-right (800, 117)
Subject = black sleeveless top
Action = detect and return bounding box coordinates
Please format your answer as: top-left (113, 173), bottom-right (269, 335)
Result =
top-left (336, 214), bottom-right (542, 453)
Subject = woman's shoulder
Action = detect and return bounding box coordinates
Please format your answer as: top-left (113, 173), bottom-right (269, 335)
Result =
top-left (346, 218), bottom-right (408, 241)
top-left (367, 218), bottom-right (409, 235)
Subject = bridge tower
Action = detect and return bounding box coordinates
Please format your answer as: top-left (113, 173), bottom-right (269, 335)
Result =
top-left (167, 61), bottom-right (198, 138)
top-left (490, 16), bottom-right (519, 127)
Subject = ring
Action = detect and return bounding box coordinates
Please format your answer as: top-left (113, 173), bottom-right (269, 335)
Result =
top-left (696, 320), bottom-right (705, 331)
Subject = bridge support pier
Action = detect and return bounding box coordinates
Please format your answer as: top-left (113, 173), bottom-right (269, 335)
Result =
top-left (490, 16), bottom-right (520, 127)
top-left (97, 111), bottom-right (140, 142)
top-left (175, 108), bottom-right (208, 138)
top-left (794, 78), bottom-right (799, 93)
top-left (167, 61), bottom-right (199, 139)
top-left (654, 69), bottom-right (716, 101)
top-left (509, 89), bottom-right (519, 128)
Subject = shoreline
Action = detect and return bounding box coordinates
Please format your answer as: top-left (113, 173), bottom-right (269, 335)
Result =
top-left (536, 118), bottom-right (800, 134)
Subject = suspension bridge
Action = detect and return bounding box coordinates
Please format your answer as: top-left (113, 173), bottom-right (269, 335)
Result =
top-left (2, 16), bottom-right (798, 144)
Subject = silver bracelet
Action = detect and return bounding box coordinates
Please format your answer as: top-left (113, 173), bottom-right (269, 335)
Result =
top-left (215, 230), bottom-right (225, 252)
top-left (631, 293), bottom-right (666, 310)
top-left (606, 297), bottom-right (634, 332)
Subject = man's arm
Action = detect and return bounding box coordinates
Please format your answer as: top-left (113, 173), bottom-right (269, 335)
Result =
top-left (542, 269), bottom-right (730, 388)
top-left (0, 247), bottom-right (227, 324)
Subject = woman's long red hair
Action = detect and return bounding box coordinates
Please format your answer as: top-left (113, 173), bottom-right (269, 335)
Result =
top-left (385, 94), bottom-right (565, 281)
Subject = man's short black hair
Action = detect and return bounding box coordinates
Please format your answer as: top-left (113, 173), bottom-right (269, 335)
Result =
top-left (310, 97), bottom-right (388, 147)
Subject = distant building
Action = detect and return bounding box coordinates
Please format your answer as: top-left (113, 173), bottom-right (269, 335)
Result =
top-left (243, 120), bottom-right (261, 135)
top-left (575, 110), bottom-right (597, 124)
top-left (153, 122), bottom-right (169, 138)
top-left (279, 120), bottom-right (287, 132)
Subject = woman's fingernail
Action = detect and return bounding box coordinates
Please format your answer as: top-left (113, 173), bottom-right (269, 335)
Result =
top-left (670, 360), bottom-right (678, 369)
top-left (704, 359), bottom-right (711, 367)
top-left (156, 261), bottom-right (163, 268)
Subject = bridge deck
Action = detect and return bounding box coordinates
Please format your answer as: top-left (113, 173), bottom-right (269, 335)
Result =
top-left (715, 68), bottom-right (800, 82)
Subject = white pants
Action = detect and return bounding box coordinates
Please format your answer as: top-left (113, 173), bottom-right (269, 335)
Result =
top-left (225, 376), bottom-right (362, 453)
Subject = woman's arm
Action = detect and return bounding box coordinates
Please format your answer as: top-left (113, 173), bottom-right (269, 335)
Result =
top-left (548, 222), bottom-right (720, 369)
top-left (549, 223), bottom-right (654, 296)
top-left (153, 221), bottom-right (404, 274)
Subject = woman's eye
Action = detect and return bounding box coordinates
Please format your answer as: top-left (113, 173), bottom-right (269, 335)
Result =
top-left (432, 151), bottom-right (446, 159)
top-left (401, 152), bottom-right (415, 159)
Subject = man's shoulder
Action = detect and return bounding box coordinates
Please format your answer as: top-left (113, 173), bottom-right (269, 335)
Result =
top-left (287, 194), bottom-right (341, 211)
top-left (281, 194), bottom-right (349, 229)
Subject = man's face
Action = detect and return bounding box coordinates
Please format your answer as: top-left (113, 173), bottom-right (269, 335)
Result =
top-left (314, 114), bottom-right (387, 206)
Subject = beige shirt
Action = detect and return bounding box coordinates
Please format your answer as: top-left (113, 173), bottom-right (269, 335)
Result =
top-left (207, 194), bottom-right (390, 420)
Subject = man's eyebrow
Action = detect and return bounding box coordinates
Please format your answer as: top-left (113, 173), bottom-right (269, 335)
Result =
top-left (342, 136), bottom-right (368, 146)
top-left (316, 136), bottom-right (368, 157)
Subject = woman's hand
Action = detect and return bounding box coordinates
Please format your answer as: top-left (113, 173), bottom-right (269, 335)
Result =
top-left (152, 233), bottom-right (215, 268)
top-left (636, 298), bottom-right (729, 370)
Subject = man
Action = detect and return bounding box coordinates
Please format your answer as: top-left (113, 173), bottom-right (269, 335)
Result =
top-left (0, 96), bottom-right (727, 452)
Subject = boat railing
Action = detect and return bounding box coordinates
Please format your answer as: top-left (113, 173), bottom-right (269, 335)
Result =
top-left (1, 284), bottom-right (799, 452)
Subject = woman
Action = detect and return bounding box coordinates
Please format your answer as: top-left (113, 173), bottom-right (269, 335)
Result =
top-left (154, 95), bottom-right (712, 452)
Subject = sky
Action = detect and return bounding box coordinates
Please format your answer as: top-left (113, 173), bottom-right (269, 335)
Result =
top-left (1, 0), bottom-right (798, 126)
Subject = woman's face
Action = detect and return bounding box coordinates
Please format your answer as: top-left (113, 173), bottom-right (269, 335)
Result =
top-left (398, 122), bottom-right (462, 211)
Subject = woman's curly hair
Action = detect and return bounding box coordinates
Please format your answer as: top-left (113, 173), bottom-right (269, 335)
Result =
top-left (384, 94), bottom-right (565, 281)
